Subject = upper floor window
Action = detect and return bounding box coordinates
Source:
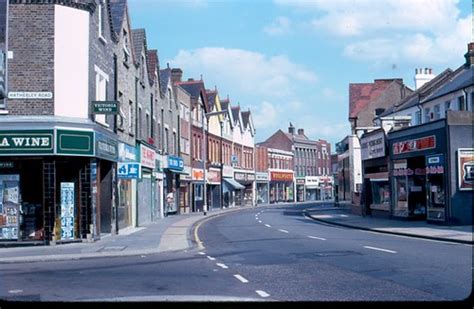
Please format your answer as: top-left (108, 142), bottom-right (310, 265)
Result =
top-left (414, 110), bottom-right (421, 125)
top-left (141, 55), bottom-right (146, 81)
top-left (123, 29), bottom-right (130, 63)
top-left (424, 107), bottom-right (431, 123)
top-left (434, 104), bottom-right (441, 120)
top-left (458, 95), bottom-right (467, 111)
top-left (94, 65), bottom-right (109, 126)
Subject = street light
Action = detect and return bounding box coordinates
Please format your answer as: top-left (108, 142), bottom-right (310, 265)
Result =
top-left (203, 110), bottom-right (228, 215)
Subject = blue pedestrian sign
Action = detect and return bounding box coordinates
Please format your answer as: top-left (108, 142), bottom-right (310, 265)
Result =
top-left (117, 162), bottom-right (140, 179)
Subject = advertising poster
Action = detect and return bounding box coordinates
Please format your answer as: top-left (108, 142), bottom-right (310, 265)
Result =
top-left (458, 149), bottom-right (474, 191)
top-left (60, 182), bottom-right (75, 240)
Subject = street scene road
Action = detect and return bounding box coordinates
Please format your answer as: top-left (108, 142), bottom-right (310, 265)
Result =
top-left (1, 203), bottom-right (471, 303)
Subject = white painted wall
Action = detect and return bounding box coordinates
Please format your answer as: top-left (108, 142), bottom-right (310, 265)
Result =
top-left (54, 5), bottom-right (89, 118)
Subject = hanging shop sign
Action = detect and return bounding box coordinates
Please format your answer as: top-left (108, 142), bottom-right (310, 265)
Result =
top-left (92, 101), bottom-right (119, 114)
top-left (458, 148), bottom-right (474, 191)
top-left (167, 155), bottom-right (184, 171)
top-left (296, 178), bottom-right (305, 185)
top-left (56, 129), bottom-right (94, 156)
top-left (60, 182), bottom-right (75, 240)
top-left (0, 130), bottom-right (54, 155)
top-left (393, 135), bottom-right (436, 155)
top-left (256, 172), bottom-right (269, 182)
top-left (270, 171), bottom-right (294, 182)
top-left (207, 169), bottom-right (221, 184)
top-left (95, 132), bottom-right (118, 161)
top-left (8, 91), bottom-right (53, 100)
top-left (117, 162), bottom-right (140, 179)
top-left (361, 131), bottom-right (385, 160)
top-left (139, 144), bottom-right (156, 169)
top-left (118, 142), bottom-right (137, 162)
top-left (192, 168), bottom-right (204, 181)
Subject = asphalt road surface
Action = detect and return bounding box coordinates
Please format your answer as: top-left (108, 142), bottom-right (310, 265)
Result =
top-left (0, 203), bottom-right (471, 303)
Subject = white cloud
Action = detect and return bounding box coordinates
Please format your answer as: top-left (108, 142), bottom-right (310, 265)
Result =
top-left (276, 0), bottom-right (470, 65)
top-left (253, 101), bottom-right (280, 130)
top-left (169, 47), bottom-right (317, 97)
top-left (343, 14), bottom-right (472, 65)
top-left (263, 17), bottom-right (292, 36)
top-left (277, 0), bottom-right (461, 36)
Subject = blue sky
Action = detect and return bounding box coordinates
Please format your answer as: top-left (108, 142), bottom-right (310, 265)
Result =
top-left (128, 0), bottom-right (472, 147)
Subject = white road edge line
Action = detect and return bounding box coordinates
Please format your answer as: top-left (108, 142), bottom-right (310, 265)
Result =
top-left (207, 256), bottom-right (216, 261)
top-left (256, 290), bottom-right (270, 298)
top-left (216, 263), bottom-right (228, 269)
top-left (234, 274), bottom-right (249, 283)
top-left (364, 246), bottom-right (397, 254)
top-left (278, 229), bottom-right (289, 233)
top-left (308, 236), bottom-right (326, 241)
top-left (265, 224), bottom-right (271, 228)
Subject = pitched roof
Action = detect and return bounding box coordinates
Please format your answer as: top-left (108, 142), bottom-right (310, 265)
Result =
top-left (176, 79), bottom-right (209, 112)
top-left (159, 67), bottom-right (171, 96)
top-left (349, 79), bottom-right (402, 118)
top-left (231, 106), bottom-right (241, 126)
top-left (423, 65), bottom-right (473, 102)
top-left (379, 68), bottom-right (454, 117)
top-left (206, 90), bottom-right (217, 111)
top-left (132, 28), bottom-right (146, 60)
top-left (220, 98), bottom-right (229, 111)
top-left (109, 0), bottom-right (127, 36)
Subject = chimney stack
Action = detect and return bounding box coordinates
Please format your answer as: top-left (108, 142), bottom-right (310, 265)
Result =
top-left (288, 122), bottom-right (295, 135)
top-left (414, 67), bottom-right (436, 90)
top-left (171, 68), bottom-right (183, 85)
top-left (297, 128), bottom-right (304, 135)
top-left (464, 42), bottom-right (474, 67)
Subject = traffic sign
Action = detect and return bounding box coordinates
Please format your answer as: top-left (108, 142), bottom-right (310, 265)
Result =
top-left (117, 162), bottom-right (140, 179)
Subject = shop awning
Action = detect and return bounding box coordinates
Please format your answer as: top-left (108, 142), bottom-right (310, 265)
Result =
top-left (224, 178), bottom-right (245, 190)
top-left (165, 168), bottom-right (189, 175)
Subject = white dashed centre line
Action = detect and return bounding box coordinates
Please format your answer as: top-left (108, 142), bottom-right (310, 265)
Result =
top-left (264, 224), bottom-right (271, 228)
top-left (256, 290), bottom-right (270, 298)
top-left (216, 263), bottom-right (228, 269)
top-left (207, 256), bottom-right (216, 261)
top-left (278, 229), bottom-right (289, 233)
top-left (364, 246), bottom-right (397, 254)
top-left (198, 252), bottom-right (206, 255)
top-left (308, 236), bottom-right (326, 241)
top-left (8, 290), bottom-right (23, 294)
top-left (234, 274), bottom-right (249, 283)
top-left (258, 220), bottom-right (262, 223)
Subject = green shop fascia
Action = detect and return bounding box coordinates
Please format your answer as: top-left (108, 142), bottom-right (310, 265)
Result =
top-left (0, 127), bottom-right (118, 243)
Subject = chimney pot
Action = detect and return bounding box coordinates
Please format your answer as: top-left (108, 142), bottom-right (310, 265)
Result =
top-left (298, 128), bottom-right (304, 135)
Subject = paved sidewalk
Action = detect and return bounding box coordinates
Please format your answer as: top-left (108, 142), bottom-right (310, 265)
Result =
top-left (305, 204), bottom-right (473, 245)
top-left (0, 206), bottom-right (246, 264)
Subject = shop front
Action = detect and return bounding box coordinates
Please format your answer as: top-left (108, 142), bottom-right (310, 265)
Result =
top-left (361, 129), bottom-right (389, 217)
top-left (389, 121), bottom-right (446, 222)
top-left (207, 167), bottom-right (222, 209)
top-left (137, 142), bottom-right (156, 226)
top-left (0, 125), bottom-right (118, 244)
top-left (305, 176), bottom-right (319, 201)
top-left (179, 166), bottom-right (192, 214)
top-left (269, 170), bottom-right (294, 203)
top-left (296, 178), bottom-right (305, 202)
top-left (234, 171), bottom-right (255, 207)
top-left (163, 155), bottom-right (185, 214)
top-left (222, 166), bottom-right (243, 208)
top-left (117, 142), bottom-right (138, 230)
top-left (256, 172), bottom-right (269, 205)
top-left (192, 168), bottom-right (205, 212)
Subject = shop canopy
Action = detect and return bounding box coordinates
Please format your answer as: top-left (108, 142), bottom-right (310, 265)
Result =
top-left (224, 178), bottom-right (245, 190)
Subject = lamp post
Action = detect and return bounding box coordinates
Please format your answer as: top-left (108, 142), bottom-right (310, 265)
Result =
top-left (203, 110), bottom-right (228, 215)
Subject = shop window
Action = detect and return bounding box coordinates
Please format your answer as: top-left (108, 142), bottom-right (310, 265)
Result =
top-left (370, 180), bottom-right (390, 206)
